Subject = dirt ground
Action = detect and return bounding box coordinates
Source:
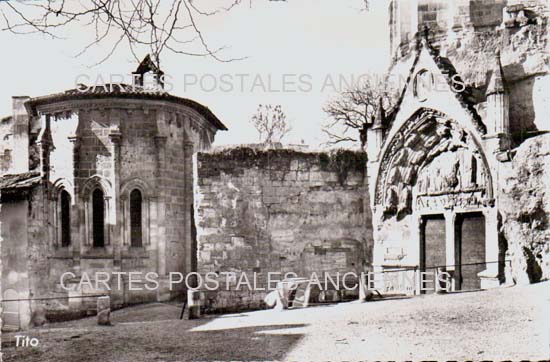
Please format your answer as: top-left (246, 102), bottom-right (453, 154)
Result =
top-left (2, 281), bottom-right (549, 362)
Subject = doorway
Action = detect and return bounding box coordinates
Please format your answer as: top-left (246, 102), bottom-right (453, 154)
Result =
top-left (420, 214), bottom-right (446, 294)
top-left (455, 212), bottom-right (486, 290)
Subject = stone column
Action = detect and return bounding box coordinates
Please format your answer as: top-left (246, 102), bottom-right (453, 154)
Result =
top-left (480, 207), bottom-right (501, 289)
top-left (444, 211), bottom-right (456, 290)
top-left (183, 141), bottom-right (195, 275)
top-left (154, 135), bottom-right (168, 277)
top-left (109, 122), bottom-right (122, 269)
top-left (68, 135), bottom-right (81, 273)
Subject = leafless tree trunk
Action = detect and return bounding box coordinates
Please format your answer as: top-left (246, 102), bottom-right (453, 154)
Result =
top-left (323, 73), bottom-right (397, 148)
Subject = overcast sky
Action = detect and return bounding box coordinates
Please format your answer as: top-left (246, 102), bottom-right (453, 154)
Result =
top-left (0, 0), bottom-right (389, 147)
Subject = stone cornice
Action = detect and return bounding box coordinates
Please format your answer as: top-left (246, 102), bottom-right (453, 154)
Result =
top-left (27, 97), bottom-right (224, 134)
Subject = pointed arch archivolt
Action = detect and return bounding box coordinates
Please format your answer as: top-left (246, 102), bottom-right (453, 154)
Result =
top-left (374, 108), bottom-right (494, 218)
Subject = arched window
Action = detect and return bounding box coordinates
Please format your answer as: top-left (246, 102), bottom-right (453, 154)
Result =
top-left (130, 189), bottom-right (143, 247)
top-left (60, 190), bottom-right (71, 247)
top-left (92, 188), bottom-right (105, 247)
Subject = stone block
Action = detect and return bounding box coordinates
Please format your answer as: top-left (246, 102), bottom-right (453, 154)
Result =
top-left (97, 296), bottom-right (111, 326)
top-left (187, 290), bottom-right (201, 319)
top-left (297, 172), bottom-right (310, 181)
top-left (199, 251), bottom-right (211, 262)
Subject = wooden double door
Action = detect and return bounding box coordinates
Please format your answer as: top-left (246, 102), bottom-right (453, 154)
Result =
top-left (420, 213), bottom-right (486, 292)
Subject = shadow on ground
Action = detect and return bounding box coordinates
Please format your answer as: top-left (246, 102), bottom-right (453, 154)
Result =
top-left (2, 303), bottom-right (306, 362)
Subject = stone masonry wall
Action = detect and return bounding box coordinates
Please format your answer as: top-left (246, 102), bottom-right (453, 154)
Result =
top-left (0, 116), bottom-right (13, 173)
top-left (500, 133), bottom-right (550, 284)
top-left (389, 0), bottom-right (549, 143)
top-left (1, 198), bottom-right (32, 329)
top-left (194, 147), bottom-right (372, 312)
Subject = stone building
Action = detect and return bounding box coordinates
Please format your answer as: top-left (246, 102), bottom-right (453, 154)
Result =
top-left (1, 1), bottom-right (548, 328)
top-left (0, 57), bottom-right (227, 330)
top-left (367, 0), bottom-right (549, 292)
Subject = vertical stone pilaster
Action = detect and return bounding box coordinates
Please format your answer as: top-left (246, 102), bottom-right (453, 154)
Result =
top-left (154, 135), bottom-right (168, 276)
top-left (11, 96), bottom-right (30, 174)
top-left (104, 196), bottom-right (112, 247)
top-left (183, 141), bottom-right (195, 275)
top-left (444, 211), bottom-right (457, 291)
top-left (37, 114), bottom-right (53, 179)
top-left (37, 114), bottom-right (54, 259)
top-left (109, 118), bottom-right (122, 270)
top-left (366, 128), bottom-right (384, 163)
top-left (366, 161), bottom-right (378, 211)
top-left (68, 135), bottom-right (81, 272)
top-left (444, 211), bottom-right (456, 272)
top-left (480, 207), bottom-right (501, 288)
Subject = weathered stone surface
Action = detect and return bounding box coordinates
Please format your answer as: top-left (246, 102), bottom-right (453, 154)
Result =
top-left (501, 134), bottom-right (550, 283)
top-left (97, 296), bottom-right (111, 326)
top-left (388, 0), bottom-right (549, 142)
top-left (194, 147), bottom-right (373, 312)
top-left (187, 289), bottom-right (201, 319)
top-left (31, 305), bottom-right (47, 327)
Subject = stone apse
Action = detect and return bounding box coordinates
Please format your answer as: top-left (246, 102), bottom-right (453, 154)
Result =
top-left (0, 58), bottom-right (227, 330)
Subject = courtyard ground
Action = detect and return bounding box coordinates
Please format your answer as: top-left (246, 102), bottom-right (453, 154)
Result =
top-left (2, 281), bottom-right (549, 362)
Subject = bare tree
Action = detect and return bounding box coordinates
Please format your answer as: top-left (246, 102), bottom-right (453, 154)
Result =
top-left (323, 73), bottom-right (397, 148)
top-left (251, 104), bottom-right (291, 144)
top-left (0, 0), bottom-right (369, 67)
top-left (0, 0), bottom-right (253, 67)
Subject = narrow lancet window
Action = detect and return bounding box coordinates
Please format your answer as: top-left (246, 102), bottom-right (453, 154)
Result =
top-left (130, 189), bottom-right (143, 247)
top-left (92, 188), bottom-right (105, 247)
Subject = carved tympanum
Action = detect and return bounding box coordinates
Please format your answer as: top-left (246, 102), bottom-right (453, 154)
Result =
top-left (375, 108), bottom-right (492, 217)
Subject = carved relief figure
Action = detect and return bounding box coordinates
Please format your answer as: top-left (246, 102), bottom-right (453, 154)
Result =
top-left (375, 110), bottom-right (492, 218)
top-left (384, 187), bottom-right (398, 214)
top-left (415, 149), bottom-right (487, 199)
top-left (398, 187), bottom-right (412, 214)
top-left (444, 159), bottom-right (461, 189)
